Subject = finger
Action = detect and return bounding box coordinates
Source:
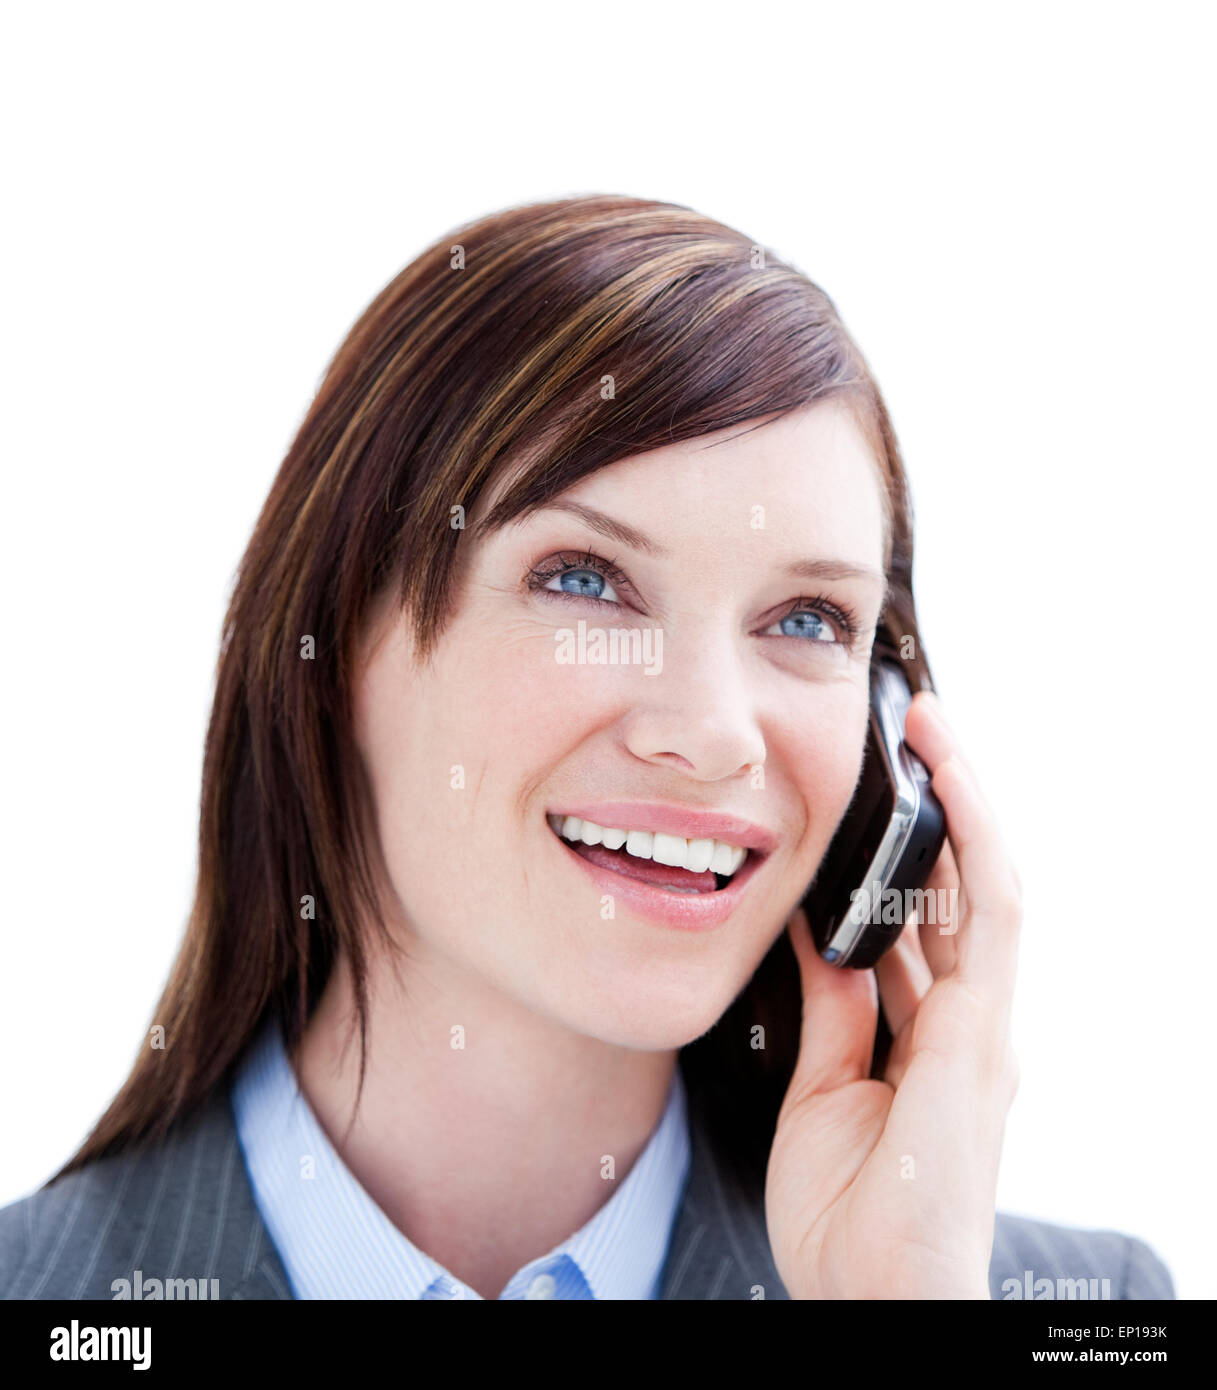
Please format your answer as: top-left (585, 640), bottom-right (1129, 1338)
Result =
top-left (917, 838), bottom-right (960, 979)
top-left (786, 904), bottom-right (879, 1094)
top-left (882, 1007), bottom-right (917, 1090)
top-left (904, 690), bottom-right (978, 785)
top-left (904, 693), bottom-right (964, 979)
top-left (875, 916), bottom-right (933, 1037)
top-left (903, 695), bottom-right (1021, 998)
top-left (930, 754), bottom-right (1021, 1000)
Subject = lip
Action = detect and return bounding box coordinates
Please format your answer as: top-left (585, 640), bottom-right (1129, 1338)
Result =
top-left (545, 801), bottom-right (780, 855)
top-left (549, 828), bottom-right (768, 929)
top-left (547, 806), bottom-right (772, 922)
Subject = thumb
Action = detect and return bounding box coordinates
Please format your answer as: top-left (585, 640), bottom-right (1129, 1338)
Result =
top-left (786, 905), bottom-right (880, 1096)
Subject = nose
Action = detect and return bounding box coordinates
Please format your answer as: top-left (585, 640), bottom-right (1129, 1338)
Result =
top-left (618, 629), bottom-right (766, 782)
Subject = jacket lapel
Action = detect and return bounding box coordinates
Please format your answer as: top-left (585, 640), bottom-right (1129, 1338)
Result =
top-left (191, 1092), bottom-right (294, 1300)
top-left (659, 1100), bottom-right (789, 1300)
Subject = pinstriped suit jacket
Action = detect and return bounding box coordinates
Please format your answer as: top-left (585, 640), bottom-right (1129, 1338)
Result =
top-left (0, 1082), bottom-right (1175, 1300)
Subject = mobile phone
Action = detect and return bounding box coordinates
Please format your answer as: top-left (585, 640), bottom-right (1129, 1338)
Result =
top-left (801, 653), bottom-right (946, 970)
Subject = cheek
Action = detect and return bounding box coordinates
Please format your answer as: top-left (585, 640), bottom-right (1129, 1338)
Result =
top-left (445, 617), bottom-right (631, 767)
top-left (352, 617), bottom-right (616, 885)
top-left (776, 683), bottom-right (871, 858)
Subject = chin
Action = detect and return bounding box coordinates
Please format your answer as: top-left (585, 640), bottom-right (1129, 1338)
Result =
top-left (554, 975), bottom-right (744, 1054)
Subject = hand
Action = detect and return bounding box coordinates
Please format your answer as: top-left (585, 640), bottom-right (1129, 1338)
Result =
top-left (764, 690), bottom-right (1022, 1300)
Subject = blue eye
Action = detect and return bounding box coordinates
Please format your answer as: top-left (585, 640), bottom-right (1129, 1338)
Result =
top-left (550, 566), bottom-right (620, 602)
top-left (527, 551), bottom-right (628, 607)
top-left (770, 610), bottom-right (834, 642)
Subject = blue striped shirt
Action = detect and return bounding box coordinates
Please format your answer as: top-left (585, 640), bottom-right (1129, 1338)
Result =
top-left (230, 1015), bottom-right (691, 1299)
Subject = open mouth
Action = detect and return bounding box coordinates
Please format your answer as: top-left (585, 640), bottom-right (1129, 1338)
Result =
top-left (546, 813), bottom-right (753, 895)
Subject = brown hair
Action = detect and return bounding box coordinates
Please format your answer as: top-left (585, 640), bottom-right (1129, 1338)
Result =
top-left (52, 193), bottom-right (932, 1190)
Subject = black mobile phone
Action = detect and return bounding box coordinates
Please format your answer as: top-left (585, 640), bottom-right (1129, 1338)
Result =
top-left (801, 653), bottom-right (946, 970)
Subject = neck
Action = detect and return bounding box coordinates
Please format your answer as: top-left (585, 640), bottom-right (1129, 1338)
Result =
top-left (292, 939), bottom-right (677, 1300)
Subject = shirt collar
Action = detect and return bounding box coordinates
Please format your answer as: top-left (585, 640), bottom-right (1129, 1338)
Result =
top-left (231, 1014), bottom-right (690, 1299)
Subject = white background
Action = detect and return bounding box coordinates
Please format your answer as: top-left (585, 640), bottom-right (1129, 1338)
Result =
top-left (2, 2), bottom-right (1212, 1298)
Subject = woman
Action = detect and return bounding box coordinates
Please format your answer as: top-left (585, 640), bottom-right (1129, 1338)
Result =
top-left (0, 194), bottom-right (1173, 1300)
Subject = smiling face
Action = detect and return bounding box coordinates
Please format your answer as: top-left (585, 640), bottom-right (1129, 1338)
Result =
top-left (351, 398), bottom-right (889, 1051)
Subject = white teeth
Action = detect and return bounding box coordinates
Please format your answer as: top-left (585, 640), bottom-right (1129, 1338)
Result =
top-left (710, 841), bottom-right (745, 875)
top-left (547, 814), bottom-right (752, 879)
top-left (626, 829), bottom-right (654, 858)
top-left (651, 832), bottom-right (685, 867)
top-left (686, 838), bottom-right (715, 874)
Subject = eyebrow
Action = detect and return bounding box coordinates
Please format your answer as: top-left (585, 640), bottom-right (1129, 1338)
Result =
top-left (534, 500), bottom-right (668, 557)
top-left (529, 500), bottom-right (885, 587)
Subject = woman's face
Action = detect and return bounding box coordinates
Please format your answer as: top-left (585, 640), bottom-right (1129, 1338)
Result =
top-left (352, 399), bottom-right (889, 1050)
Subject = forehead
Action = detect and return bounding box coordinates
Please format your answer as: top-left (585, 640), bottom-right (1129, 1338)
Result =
top-left (480, 399), bottom-right (888, 571)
